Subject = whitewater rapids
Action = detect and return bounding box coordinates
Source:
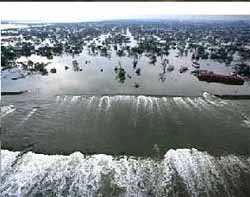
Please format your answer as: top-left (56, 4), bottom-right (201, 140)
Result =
top-left (1, 148), bottom-right (249, 197)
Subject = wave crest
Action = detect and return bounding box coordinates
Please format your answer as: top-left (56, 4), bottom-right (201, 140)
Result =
top-left (1, 149), bottom-right (249, 197)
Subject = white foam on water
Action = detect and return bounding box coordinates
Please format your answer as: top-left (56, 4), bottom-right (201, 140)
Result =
top-left (87, 96), bottom-right (96, 109)
top-left (98, 96), bottom-right (104, 109)
top-left (56, 95), bottom-right (61, 102)
top-left (202, 92), bottom-right (227, 107)
top-left (162, 149), bottom-right (250, 197)
top-left (57, 95), bottom-right (163, 113)
top-left (24, 108), bottom-right (38, 122)
top-left (161, 97), bottom-right (168, 103)
top-left (16, 108), bottom-right (38, 128)
top-left (98, 96), bottom-right (111, 112)
top-left (136, 96), bottom-right (148, 111)
top-left (54, 95), bottom-right (247, 124)
top-left (186, 97), bottom-right (201, 110)
top-left (202, 92), bottom-right (210, 99)
top-left (242, 117), bottom-right (250, 128)
top-left (136, 96), bottom-right (160, 112)
top-left (158, 97), bottom-right (172, 114)
top-left (1, 105), bottom-right (16, 118)
top-left (202, 92), bottom-right (217, 100)
top-left (1, 149), bottom-right (249, 197)
top-left (113, 95), bottom-right (122, 102)
top-left (147, 97), bottom-right (154, 112)
top-left (105, 96), bottom-right (111, 112)
top-left (218, 100), bottom-right (228, 105)
top-left (173, 97), bottom-right (191, 110)
top-left (203, 97), bottom-right (222, 107)
top-left (115, 95), bottom-right (132, 103)
top-left (71, 96), bottom-right (81, 103)
top-left (56, 95), bottom-right (71, 104)
top-left (195, 98), bottom-right (211, 109)
top-left (153, 97), bottom-right (161, 113)
top-left (63, 95), bottom-right (68, 103)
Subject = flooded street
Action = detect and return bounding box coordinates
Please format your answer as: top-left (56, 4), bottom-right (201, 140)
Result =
top-left (2, 28), bottom-right (250, 96)
top-left (1, 28), bottom-right (250, 156)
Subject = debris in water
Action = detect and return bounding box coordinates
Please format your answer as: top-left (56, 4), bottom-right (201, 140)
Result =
top-left (167, 65), bottom-right (174, 72)
top-left (197, 70), bottom-right (245, 85)
top-left (2, 90), bottom-right (29, 96)
top-left (134, 83), bottom-right (140, 88)
top-left (179, 66), bottom-right (188, 73)
top-left (135, 68), bottom-right (141, 76)
top-left (50, 68), bottom-right (57, 73)
top-left (1, 105), bottom-right (16, 117)
top-left (115, 61), bottom-right (126, 83)
top-left (133, 59), bottom-right (138, 69)
top-left (41, 69), bottom-right (48, 75)
top-left (72, 60), bottom-right (81, 71)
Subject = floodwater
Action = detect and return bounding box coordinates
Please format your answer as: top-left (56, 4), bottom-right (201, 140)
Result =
top-left (1, 148), bottom-right (250, 196)
top-left (1, 92), bottom-right (250, 156)
top-left (2, 46), bottom-right (250, 97)
top-left (0, 23), bottom-right (48, 30)
top-left (1, 27), bottom-right (250, 196)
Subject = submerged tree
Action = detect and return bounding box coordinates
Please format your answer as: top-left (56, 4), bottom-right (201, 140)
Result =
top-left (234, 63), bottom-right (250, 77)
top-left (1, 46), bottom-right (16, 69)
top-left (149, 54), bottom-right (157, 65)
top-left (114, 61), bottom-right (126, 83)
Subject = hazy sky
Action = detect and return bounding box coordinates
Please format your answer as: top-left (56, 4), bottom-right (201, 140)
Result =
top-left (0, 2), bottom-right (249, 22)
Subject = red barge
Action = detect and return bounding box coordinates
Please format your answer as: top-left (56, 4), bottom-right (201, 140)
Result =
top-left (197, 70), bottom-right (245, 85)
